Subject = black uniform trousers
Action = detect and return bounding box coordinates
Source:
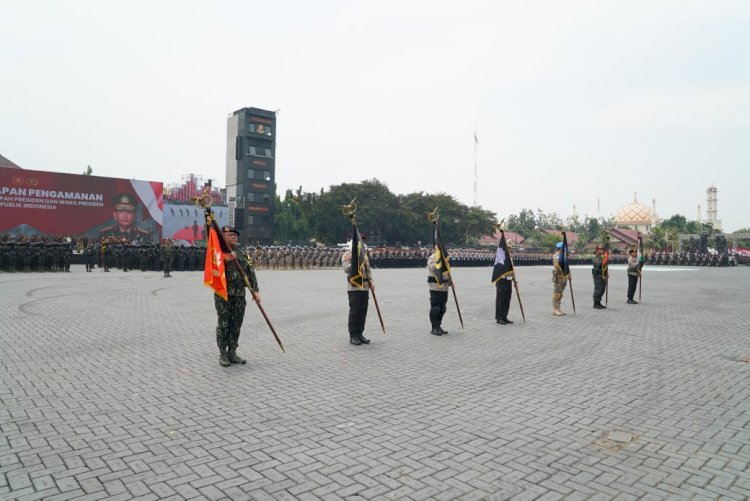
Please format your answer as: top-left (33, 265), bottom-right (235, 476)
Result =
top-left (348, 290), bottom-right (369, 334)
top-left (495, 279), bottom-right (512, 321)
top-left (429, 290), bottom-right (449, 328)
top-left (627, 274), bottom-right (638, 300)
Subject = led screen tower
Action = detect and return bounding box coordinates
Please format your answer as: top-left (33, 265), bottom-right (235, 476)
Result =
top-left (226, 107), bottom-right (276, 245)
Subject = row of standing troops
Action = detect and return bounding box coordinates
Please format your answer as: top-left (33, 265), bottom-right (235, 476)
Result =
top-left (202, 222), bottom-right (743, 366)
top-left (249, 246), bottom-right (624, 271)
top-left (343, 241), bottom-right (652, 349)
top-left (251, 246), bottom-right (739, 270)
top-left (85, 242), bottom-right (206, 275)
top-left (0, 242), bottom-right (73, 272)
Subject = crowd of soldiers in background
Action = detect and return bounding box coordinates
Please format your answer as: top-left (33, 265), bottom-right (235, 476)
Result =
top-left (0, 240), bottom-right (74, 272)
top-left (0, 234), bottom-right (741, 273)
top-left (87, 242), bottom-right (205, 273)
top-left (251, 246), bottom-right (739, 269)
top-left (248, 246), bottom-right (625, 270)
top-left (0, 235), bottom-right (206, 273)
top-left (645, 250), bottom-right (737, 267)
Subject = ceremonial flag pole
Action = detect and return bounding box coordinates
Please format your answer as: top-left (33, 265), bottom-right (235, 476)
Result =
top-left (562, 231), bottom-right (576, 315)
top-left (603, 232), bottom-right (610, 307)
top-left (637, 233), bottom-right (645, 303)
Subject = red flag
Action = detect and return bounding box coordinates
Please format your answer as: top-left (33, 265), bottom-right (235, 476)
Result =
top-left (204, 225), bottom-right (228, 300)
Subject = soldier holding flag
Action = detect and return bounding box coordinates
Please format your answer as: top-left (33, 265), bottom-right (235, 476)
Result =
top-left (206, 225), bottom-right (260, 367)
top-left (426, 208), bottom-right (462, 335)
top-left (626, 248), bottom-right (640, 304)
top-left (552, 240), bottom-right (569, 316)
top-left (592, 245), bottom-right (607, 309)
top-left (427, 250), bottom-right (451, 335)
top-left (342, 230), bottom-right (373, 346)
top-left (492, 231), bottom-right (515, 325)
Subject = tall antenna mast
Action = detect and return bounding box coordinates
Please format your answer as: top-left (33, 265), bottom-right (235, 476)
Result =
top-left (473, 126), bottom-right (478, 207)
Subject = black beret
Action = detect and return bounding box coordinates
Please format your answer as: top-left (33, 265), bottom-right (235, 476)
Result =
top-left (222, 225), bottom-right (239, 236)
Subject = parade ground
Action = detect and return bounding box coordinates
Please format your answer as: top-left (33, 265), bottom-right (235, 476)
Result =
top-left (1, 264), bottom-right (749, 500)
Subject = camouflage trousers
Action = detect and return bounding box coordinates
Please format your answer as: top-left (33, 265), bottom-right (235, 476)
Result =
top-left (593, 275), bottom-right (606, 303)
top-left (215, 295), bottom-right (246, 350)
top-left (552, 277), bottom-right (567, 309)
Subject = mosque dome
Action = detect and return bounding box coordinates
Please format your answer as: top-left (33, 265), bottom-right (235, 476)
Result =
top-left (615, 201), bottom-right (652, 224)
top-left (614, 194), bottom-right (656, 233)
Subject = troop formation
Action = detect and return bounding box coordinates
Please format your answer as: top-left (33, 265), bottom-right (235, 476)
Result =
top-left (248, 246), bottom-right (624, 270)
top-left (88, 242), bottom-right (205, 274)
top-left (0, 241), bottom-right (74, 272)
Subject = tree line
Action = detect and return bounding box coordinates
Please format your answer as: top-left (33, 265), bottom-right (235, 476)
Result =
top-left (272, 179), bottom-right (737, 251)
top-left (273, 179), bottom-right (496, 246)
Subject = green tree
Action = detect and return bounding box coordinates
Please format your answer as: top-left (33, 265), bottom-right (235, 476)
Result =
top-left (274, 189), bottom-right (312, 244)
top-left (538, 232), bottom-right (562, 252)
top-left (506, 208), bottom-right (536, 238)
top-left (647, 226), bottom-right (667, 251)
top-left (83, 165), bottom-right (93, 176)
top-left (660, 214), bottom-right (687, 233)
top-left (289, 179), bottom-right (498, 246)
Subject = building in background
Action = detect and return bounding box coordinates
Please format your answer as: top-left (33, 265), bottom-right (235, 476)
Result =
top-left (614, 194), bottom-right (658, 234)
top-left (705, 185), bottom-right (722, 232)
top-left (164, 173), bottom-right (224, 205)
top-left (226, 107), bottom-right (277, 246)
top-left (0, 153), bottom-right (22, 169)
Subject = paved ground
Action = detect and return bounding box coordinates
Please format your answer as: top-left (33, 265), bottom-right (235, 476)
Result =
top-left (1, 263), bottom-right (749, 500)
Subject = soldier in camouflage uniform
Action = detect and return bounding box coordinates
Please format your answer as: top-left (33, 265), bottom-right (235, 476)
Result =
top-left (591, 245), bottom-right (607, 310)
top-left (215, 226), bottom-right (260, 367)
top-left (552, 242), bottom-right (568, 316)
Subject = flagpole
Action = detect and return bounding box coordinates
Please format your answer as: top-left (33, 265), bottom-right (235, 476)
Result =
top-left (604, 233), bottom-right (610, 307)
top-left (473, 126), bottom-right (478, 207)
top-left (563, 231), bottom-right (576, 315)
top-left (638, 233), bottom-right (643, 303)
top-left (503, 228), bottom-right (526, 323)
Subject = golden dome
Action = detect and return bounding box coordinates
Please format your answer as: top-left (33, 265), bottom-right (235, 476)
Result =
top-left (614, 197), bottom-right (653, 224)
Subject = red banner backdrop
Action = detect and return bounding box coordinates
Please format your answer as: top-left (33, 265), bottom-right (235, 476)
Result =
top-left (0, 167), bottom-right (163, 241)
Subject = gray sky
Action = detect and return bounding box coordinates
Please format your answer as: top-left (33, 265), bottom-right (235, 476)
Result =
top-left (2, 1), bottom-right (748, 232)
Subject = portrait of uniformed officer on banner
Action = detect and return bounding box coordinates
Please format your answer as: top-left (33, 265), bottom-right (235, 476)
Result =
top-left (99, 193), bottom-right (150, 242)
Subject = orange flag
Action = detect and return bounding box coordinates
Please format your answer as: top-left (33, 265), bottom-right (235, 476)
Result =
top-left (204, 225), bottom-right (228, 301)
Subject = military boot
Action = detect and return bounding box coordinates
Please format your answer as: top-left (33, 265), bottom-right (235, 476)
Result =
top-left (349, 333), bottom-right (362, 345)
top-left (228, 347), bottom-right (246, 364)
top-left (357, 331), bottom-right (370, 344)
top-left (219, 347), bottom-right (231, 367)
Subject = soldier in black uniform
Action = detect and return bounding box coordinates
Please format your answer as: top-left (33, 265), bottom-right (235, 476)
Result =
top-left (162, 240), bottom-right (174, 277)
top-left (99, 193), bottom-right (150, 242)
top-left (427, 252), bottom-right (451, 335)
